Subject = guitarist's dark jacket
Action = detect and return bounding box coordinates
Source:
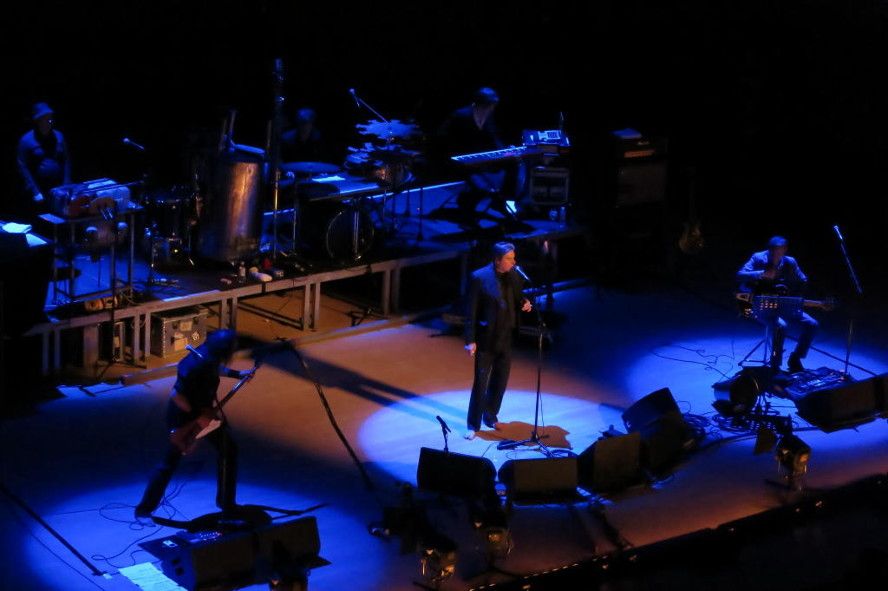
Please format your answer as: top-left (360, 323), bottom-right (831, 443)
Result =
top-left (171, 347), bottom-right (239, 425)
top-left (737, 251), bottom-right (808, 295)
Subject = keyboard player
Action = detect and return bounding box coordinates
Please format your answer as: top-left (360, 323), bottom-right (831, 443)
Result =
top-left (438, 87), bottom-right (521, 223)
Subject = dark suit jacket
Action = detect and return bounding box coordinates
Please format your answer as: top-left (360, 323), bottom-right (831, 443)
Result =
top-left (465, 264), bottom-right (525, 351)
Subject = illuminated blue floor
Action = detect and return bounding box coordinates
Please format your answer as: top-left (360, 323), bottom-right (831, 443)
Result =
top-left (2, 283), bottom-right (886, 590)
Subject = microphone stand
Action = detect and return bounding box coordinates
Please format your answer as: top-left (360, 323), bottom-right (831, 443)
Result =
top-left (350, 88), bottom-right (390, 125)
top-left (268, 58), bottom-right (286, 262)
top-left (833, 225), bottom-right (863, 377)
top-left (436, 416), bottom-right (451, 453)
top-left (497, 271), bottom-right (552, 456)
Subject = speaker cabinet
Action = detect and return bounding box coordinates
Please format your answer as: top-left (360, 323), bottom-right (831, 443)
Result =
top-left (497, 457), bottom-right (578, 501)
top-left (622, 388), bottom-right (693, 472)
top-left (159, 517), bottom-right (326, 590)
top-left (793, 376), bottom-right (880, 432)
top-left (161, 530), bottom-right (255, 590)
top-left (577, 432), bottom-right (644, 492)
top-left (417, 447), bottom-right (496, 498)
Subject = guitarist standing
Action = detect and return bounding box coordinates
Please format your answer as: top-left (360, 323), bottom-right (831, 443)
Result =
top-left (736, 236), bottom-right (818, 373)
top-left (135, 329), bottom-right (252, 520)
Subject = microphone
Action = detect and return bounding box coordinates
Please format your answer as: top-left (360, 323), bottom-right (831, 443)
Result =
top-left (513, 265), bottom-right (531, 283)
top-left (436, 415), bottom-right (451, 434)
top-left (349, 88), bottom-right (360, 108)
top-left (122, 137), bottom-right (146, 152)
top-left (833, 225), bottom-right (845, 242)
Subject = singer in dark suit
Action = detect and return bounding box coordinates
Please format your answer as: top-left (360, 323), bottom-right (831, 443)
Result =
top-left (135, 329), bottom-right (252, 519)
top-left (464, 242), bottom-right (532, 439)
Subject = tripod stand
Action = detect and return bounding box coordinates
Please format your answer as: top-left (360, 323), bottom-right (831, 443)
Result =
top-left (497, 282), bottom-right (552, 455)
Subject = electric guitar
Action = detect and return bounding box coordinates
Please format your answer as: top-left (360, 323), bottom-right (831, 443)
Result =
top-left (169, 365), bottom-right (258, 455)
top-left (678, 166), bottom-right (704, 255)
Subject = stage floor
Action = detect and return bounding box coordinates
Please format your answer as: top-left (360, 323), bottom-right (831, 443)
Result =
top-left (2, 278), bottom-right (887, 590)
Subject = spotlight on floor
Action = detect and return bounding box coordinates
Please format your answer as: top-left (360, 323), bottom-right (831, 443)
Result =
top-left (713, 367), bottom-right (766, 417)
top-left (775, 434), bottom-right (811, 484)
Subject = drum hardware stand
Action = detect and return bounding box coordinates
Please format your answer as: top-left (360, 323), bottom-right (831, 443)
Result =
top-left (143, 223), bottom-right (179, 290)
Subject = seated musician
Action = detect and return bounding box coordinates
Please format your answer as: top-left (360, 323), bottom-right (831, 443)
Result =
top-left (736, 236), bottom-right (817, 373)
top-left (281, 107), bottom-right (325, 164)
top-left (135, 329), bottom-right (253, 519)
top-left (438, 87), bottom-right (522, 221)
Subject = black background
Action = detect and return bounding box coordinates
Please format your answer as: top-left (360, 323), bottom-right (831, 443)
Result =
top-left (3, 0), bottom-right (887, 264)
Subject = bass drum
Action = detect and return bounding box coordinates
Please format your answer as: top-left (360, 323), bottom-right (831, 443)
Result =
top-left (299, 198), bottom-right (374, 263)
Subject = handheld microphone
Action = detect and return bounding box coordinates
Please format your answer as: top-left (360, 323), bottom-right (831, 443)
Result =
top-left (833, 225), bottom-right (845, 242)
top-left (349, 88), bottom-right (360, 108)
top-left (513, 265), bottom-right (531, 283)
top-left (435, 415), bottom-right (451, 434)
top-left (122, 137), bottom-right (146, 152)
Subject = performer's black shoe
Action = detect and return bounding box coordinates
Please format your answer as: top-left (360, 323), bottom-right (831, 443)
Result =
top-left (483, 415), bottom-right (500, 430)
top-left (788, 353), bottom-right (804, 373)
top-left (134, 506), bottom-right (153, 521)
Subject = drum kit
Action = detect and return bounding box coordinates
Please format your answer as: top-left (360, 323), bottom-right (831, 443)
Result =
top-left (298, 118), bottom-right (423, 262)
top-left (139, 115), bottom-right (423, 269)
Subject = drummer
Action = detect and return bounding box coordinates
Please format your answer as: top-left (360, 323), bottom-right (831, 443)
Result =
top-left (281, 107), bottom-right (326, 164)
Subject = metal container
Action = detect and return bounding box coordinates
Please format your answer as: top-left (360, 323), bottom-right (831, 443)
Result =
top-left (197, 154), bottom-right (263, 262)
top-left (150, 306), bottom-right (208, 358)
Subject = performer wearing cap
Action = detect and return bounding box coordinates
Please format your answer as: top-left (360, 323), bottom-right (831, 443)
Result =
top-left (14, 102), bottom-right (71, 219)
top-left (135, 329), bottom-right (253, 519)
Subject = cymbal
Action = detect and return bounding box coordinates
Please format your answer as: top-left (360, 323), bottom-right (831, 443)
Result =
top-left (356, 119), bottom-right (422, 141)
top-left (279, 161), bottom-right (341, 175)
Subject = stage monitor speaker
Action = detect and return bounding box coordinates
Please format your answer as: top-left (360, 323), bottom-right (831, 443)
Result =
top-left (256, 516), bottom-right (329, 570)
top-left (497, 457), bottom-right (578, 502)
top-left (622, 388), bottom-right (692, 472)
top-left (793, 376), bottom-right (880, 432)
top-left (622, 387), bottom-right (682, 432)
top-left (577, 431), bottom-right (644, 492)
top-left (874, 373), bottom-right (888, 415)
top-left (161, 530), bottom-right (255, 590)
top-left (417, 447), bottom-right (496, 499)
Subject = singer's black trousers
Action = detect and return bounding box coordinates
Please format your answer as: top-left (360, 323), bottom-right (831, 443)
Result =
top-left (467, 342), bottom-right (512, 431)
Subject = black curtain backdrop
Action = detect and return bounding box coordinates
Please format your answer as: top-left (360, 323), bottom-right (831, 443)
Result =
top-left (3, 1), bottom-right (887, 256)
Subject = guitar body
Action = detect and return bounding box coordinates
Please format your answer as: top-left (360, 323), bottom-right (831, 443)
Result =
top-left (168, 365), bottom-right (257, 455)
top-left (677, 166), bottom-right (704, 255)
top-left (169, 412), bottom-right (225, 454)
top-left (678, 221), bottom-right (704, 255)
top-left (169, 420), bottom-right (205, 455)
